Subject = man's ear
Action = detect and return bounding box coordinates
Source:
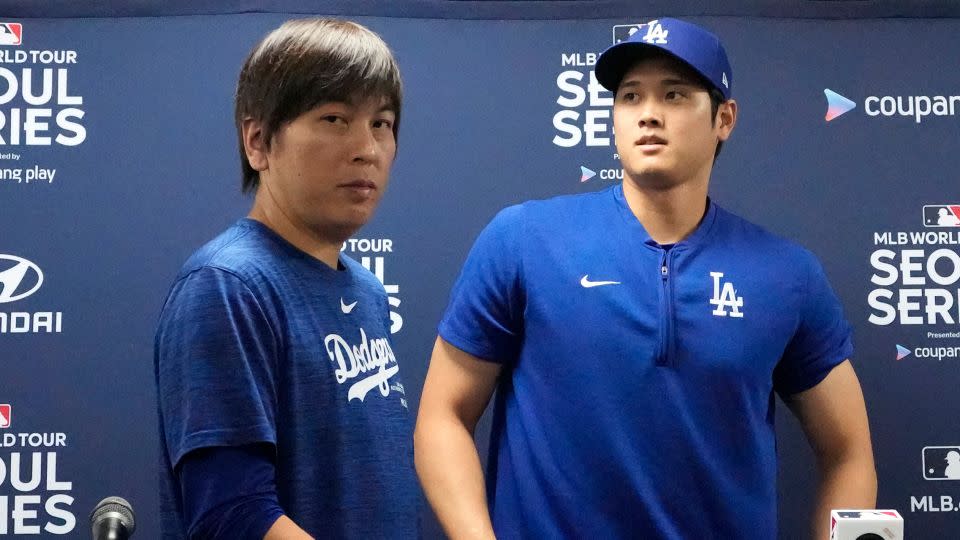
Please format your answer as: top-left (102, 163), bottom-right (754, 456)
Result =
top-left (716, 99), bottom-right (737, 142)
top-left (241, 118), bottom-right (270, 172)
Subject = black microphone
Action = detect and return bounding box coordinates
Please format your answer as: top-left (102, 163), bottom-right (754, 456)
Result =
top-left (90, 496), bottom-right (136, 540)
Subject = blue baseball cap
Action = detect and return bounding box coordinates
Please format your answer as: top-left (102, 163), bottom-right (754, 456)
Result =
top-left (595, 18), bottom-right (732, 99)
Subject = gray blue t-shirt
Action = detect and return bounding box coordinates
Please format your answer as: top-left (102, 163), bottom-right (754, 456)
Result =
top-left (155, 218), bottom-right (418, 539)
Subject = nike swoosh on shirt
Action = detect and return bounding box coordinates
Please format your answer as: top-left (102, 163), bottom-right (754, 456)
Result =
top-left (340, 298), bottom-right (358, 314)
top-left (580, 275), bottom-right (621, 288)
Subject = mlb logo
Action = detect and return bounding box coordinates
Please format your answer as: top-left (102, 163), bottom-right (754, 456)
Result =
top-left (0, 23), bottom-right (22, 46)
top-left (923, 205), bottom-right (960, 227)
top-left (0, 404), bottom-right (10, 428)
top-left (612, 24), bottom-right (644, 45)
top-left (612, 20), bottom-right (669, 45)
top-left (922, 446), bottom-right (960, 480)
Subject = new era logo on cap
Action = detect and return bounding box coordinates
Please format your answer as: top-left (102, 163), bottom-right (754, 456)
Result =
top-left (0, 404), bottom-right (10, 428)
top-left (0, 23), bottom-right (22, 46)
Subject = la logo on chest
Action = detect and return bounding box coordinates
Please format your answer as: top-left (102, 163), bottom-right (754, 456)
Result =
top-left (709, 272), bottom-right (744, 318)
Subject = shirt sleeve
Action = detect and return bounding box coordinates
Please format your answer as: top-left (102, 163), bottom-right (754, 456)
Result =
top-left (438, 205), bottom-right (526, 364)
top-left (773, 252), bottom-right (854, 396)
top-left (178, 444), bottom-right (284, 540)
top-left (156, 266), bottom-right (281, 468)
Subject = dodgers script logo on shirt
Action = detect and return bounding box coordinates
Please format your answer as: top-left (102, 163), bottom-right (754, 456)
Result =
top-left (710, 272), bottom-right (744, 317)
top-left (325, 328), bottom-right (400, 402)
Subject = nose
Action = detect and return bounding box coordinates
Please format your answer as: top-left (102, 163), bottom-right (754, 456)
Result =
top-left (637, 105), bottom-right (662, 128)
top-left (351, 125), bottom-right (379, 164)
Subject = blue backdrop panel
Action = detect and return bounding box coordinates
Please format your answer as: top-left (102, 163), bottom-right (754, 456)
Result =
top-left (0, 4), bottom-right (958, 538)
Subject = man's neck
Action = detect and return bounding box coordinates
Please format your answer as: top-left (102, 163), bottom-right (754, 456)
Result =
top-left (621, 173), bottom-right (710, 245)
top-left (248, 189), bottom-right (344, 270)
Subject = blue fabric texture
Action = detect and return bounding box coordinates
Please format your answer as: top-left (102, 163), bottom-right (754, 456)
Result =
top-left (156, 218), bottom-right (418, 539)
top-left (178, 444), bottom-right (283, 539)
top-left (438, 184), bottom-right (853, 539)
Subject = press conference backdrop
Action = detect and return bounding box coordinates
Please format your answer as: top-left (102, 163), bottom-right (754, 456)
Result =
top-left (0, 1), bottom-right (958, 537)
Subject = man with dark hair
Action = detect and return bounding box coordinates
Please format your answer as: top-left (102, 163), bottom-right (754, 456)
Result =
top-left (415, 17), bottom-right (876, 540)
top-left (155, 18), bottom-right (417, 539)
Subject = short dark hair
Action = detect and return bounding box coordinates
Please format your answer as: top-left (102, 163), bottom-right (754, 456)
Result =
top-left (235, 18), bottom-right (403, 193)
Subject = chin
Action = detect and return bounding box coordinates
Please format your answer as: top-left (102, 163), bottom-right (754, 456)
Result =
top-left (316, 222), bottom-right (361, 245)
top-left (341, 210), bottom-right (377, 232)
top-left (624, 168), bottom-right (678, 189)
top-left (305, 213), bottom-right (366, 242)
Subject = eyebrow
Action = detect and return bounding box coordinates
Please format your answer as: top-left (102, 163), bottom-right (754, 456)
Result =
top-left (661, 77), bottom-right (698, 87)
top-left (618, 76), bottom-right (699, 90)
top-left (314, 100), bottom-right (397, 115)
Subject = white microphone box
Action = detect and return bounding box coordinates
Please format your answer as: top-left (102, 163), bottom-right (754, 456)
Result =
top-left (830, 509), bottom-right (903, 540)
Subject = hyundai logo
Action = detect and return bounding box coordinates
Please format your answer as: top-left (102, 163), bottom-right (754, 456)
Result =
top-left (0, 254), bottom-right (43, 303)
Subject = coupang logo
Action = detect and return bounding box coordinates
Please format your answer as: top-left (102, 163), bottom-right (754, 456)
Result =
top-left (824, 89), bottom-right (856, 121)
top-left (824, 88), bottom-right (960, 123)
top-left (894, 343), bottom-right (960, 362)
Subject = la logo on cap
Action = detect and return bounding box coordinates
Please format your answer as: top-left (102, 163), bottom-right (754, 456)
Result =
top-left (641, 19), bottom-right (669, 44)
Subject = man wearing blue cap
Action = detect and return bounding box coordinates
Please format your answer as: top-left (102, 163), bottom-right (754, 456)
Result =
top-left (415, 17), bottom-right (876, 540)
